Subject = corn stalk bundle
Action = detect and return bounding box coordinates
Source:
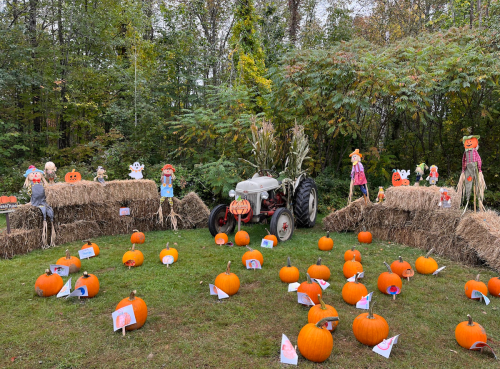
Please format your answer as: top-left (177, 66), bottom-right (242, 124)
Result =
top-left (281, 123), bottom-right (310, 180)
top-left (240, 118), bottom-right (278, 172)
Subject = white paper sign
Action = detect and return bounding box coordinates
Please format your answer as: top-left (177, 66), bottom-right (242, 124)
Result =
top-left (288, 283), bottom-right (300, 292)
top-left (57, 278), bottom-right (72, 298)
top-left (66, 285), bottom-right (88, 298)
top-left (325, 321), bottom-right (334, 330)
top-left (470, 341), bottom-right (498, 359)
top-left (112, 304), bottom-right (137, 331)
top-left (356, 292), bottom-right (373, 310)
top-left (78, 248), bottom-right (95, 259)
top-left (50, 264), bottom-right (69, 277)
top-left (280, 334), bottom-right (298, 365)
top-left (261, 239), bottom-right (274, 249)
top-left (313, 278), bottom-right (330, 290)
top-left (373, 335), bottom-right (400, 358)
top-left (472, 290), bottom-right (490, 305)
top-left (297, 292), bottom-right (315, 306)
top-left (245, 259), bottom-right (262, 269)
top-left (347, 272), bottom-right (365, 281)
top-left (433, 266), bottom-right (446, 275)
top-left (209, 284), bottom-right (229, 299)
top-left (162, 255), bottom-right (174, 265)
top-left (119, 207), bottom-right (131, 216)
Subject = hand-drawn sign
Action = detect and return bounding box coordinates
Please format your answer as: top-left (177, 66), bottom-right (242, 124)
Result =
top-left (229, 199), bottom-right (251, 215)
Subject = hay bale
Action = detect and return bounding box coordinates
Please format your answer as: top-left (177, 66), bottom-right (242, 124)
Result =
top-left (384, 186), bottom-right (459, 212)
top-left (178, 192), bottom-right (210, 229)
top-left (456, 211), bottom-right (500, 272)
top-left (10, 205), bottom-right (44, 229)
top-left (363, 205), bottom-right (412, 229)
top-left (97, 217), bottom-right (135, 236)
top-left (0, 229), bottom-right (43, 258)
top-left (323, 198), bottom-right (369, 232)
top-left (56, 221), bottom-right (102, 245)
top-left (410, 210), bottom-right (463, 236)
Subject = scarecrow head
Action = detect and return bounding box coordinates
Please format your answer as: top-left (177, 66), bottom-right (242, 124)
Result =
top-left (44, 161), bottom-right (57, 171)
top-left (463, 135), bottom-right (480, 150)
top-left (415, 163), bottom-right (427, 175)
top-left (162, 164), bottom-right (176, 176)
top-left (430, 165), bottom-right (438, 173)
top-left (349, 149), bottom-right (362, 163)
top-left (23, 165), bottom-right (46, 187)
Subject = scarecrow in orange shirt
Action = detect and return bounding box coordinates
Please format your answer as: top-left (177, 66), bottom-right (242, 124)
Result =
top-left (157, 164), bottom-right (182, 229)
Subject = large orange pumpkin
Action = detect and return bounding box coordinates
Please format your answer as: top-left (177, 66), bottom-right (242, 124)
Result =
top-left (415, 248), bottom-right (438, 274)
top-left (56, 249), bottom-right (81, 274)
top-left (344, 246), bottom-right (361, 262)
top-left (214, 261), bottom-right (240, 296)
top-left (318, 232), bottom-right (334, 251)
top-left (297, 317), bottom-right (339, 363)
top-left (64, 169), bottom-right (82, 183)
top-left (279, 257), bottom-right (299, 283)
top-left (308, 295), bottom-right (339, 332)
top-left (464, 274), bottom-right (488, 299)
top-left (115, 290), bottom-right (148, 331)
top-left (242, 246), bottom-right (264, 267)
top-left (264, 228), bottom-right (278, 247)
top-left (235, 230), bottom-right (250, 246)
top-left (122, 244), bottom-right (144, 268)
top-left (75, 271), bottom-right (100, 298)
top-left (81, 239), bottom-right (100, 257)
top-left (307, 257), bottom-right (331, 281)
top-left (352, 302), bottom-right (389, 346)
top-left (378, 262), bottom-right (402, 295)
top-left (35, 269), bottom-right (63, 297)
top-left (358, 229), bottom-right (372, 244)
top-left (297, 273), bottom-right (322, 305)
top-left (342, 273), bottom-right (368, 305)
top-left (390, 256), bottom-right (412, 278)
top-left (455, 314), bottom-right (487, 350)
top-left (487, 277), bottom-right (500, 297)
top-left (159, 242), bottom-right (178, 263)
top-left (130, 229), bottom-right (145, 245)
top-left (343, 256), bottom-right (363, 278)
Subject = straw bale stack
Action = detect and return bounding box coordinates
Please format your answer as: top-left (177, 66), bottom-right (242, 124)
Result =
top-left (384, 186), bottom-right (459, 212)
top-left (0, 229), bottom-right (43, 258)
top-left (323, 198), bottom-right (369, 232)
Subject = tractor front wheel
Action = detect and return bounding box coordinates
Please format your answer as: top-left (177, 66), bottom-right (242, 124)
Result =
top-left (270, 208), bottom-right (294, 242)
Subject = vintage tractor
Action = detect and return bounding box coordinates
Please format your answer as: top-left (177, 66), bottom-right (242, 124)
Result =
top-left (208, 169), bottom-right (317, 242)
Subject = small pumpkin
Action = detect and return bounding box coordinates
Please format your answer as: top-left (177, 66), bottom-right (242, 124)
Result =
top-left (392, 170), bottom-right (402, 187)
top-left (297, 273), bottom-right (322, 305)
top-left (352, 302), bottom-right (390, 346)
top-left (159, 242), bottom-right (178, 263)
top-left (215, 233), bottom-right (228, 245)
top-left (487, 277), bottom-right (500, 297)
top-left (8, 196), bottom-right (17, 204)
top-left (342, 273), bottom-right (368, 305)
top-left (464, 274), bottom-right (488, 299)
top-left (308, 295), bottom-right (339, 332)
top-left (115, 290), bottom-right (148, 331)
top-left (279, 257), bottom-right (299, 283)
top-left (214, 261), bottom-right (240, 296)
top-left (318, 231), bottom-right (334, 251)
top-left (264, 228), bottom-right (278, 247)
top-left (0, 195), bottom-right (8, 204)
top-left (35, 269), bottom-right (63, 297)
top-left (307, 257), bottom-right (331, 281)
top-left (122, 244), bottom-right (144, 268)
top-left (297, 317), bottom-right (339, 363)
top-left (343, 256), bottom-right (363, 278)
top-left (75, 271), bottom-right (100, 298)
top-left (390, 256), bottom-right (412, 278)
top-left (81, 239), bottom-right (100, 257)
top-left (455, 314), bottom-right (487, 350)
top-left (241, 246), bottom-right (264, 267)
top-left (64, 169), bottom-right (82, 183)
top-left (378, 262), bottom-right (402, 295)
top-left (56, 249), bottom-right (81, 274)
top-left (131, 229), bottom-right (145, 245)
top-left (344, 246), bottom-right (361, 262)
top-left (415, 248), bottom-right (438, 274)
top-left (357, 229), bottom-right (372, 244)
top-left (235, 230), bottom-right (250, 246)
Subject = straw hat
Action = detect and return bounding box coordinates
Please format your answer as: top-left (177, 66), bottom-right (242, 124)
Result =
top-left (349, 149), bottom-right (362, 158)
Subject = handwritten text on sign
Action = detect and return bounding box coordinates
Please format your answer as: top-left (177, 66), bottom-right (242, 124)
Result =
top-left (78, 248), bottom-right (95, 259)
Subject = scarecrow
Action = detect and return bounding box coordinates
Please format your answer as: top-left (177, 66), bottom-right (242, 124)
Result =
top-left (23, 165), bottom-right (56, 247)
top-left (414, 163), bottom-right (428, 186)
top-left (457, 134), bottom-right (486, 212)
top-left (439, 188), bottom-right (451, 209)
top-left (94, 166), bottom-right (108, 185)
top-left (157, 164), bottom-right (182, 229)
top-left (426, 165), bottom-right (439, 185)
top-left (44, 161), bottom-right (57, 185)
top-left (348, 149), bottom-right (369, 205)
top-left (376, 187), bottom-right (385, 203)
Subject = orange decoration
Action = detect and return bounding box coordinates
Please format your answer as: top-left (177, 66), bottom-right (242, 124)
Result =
top-left (390, 256), bottom-right (412, 278)
top-left (318, 232), bottom-right (334, 251)
top-left (115, 290), bottom-right (148, 331)
top-left (35, 269), bottom-right (63, 297)
top-left (56, 249), bottom-right (81, 274)
top-left (392, 170), bottom-right (402, 187)
top-left (343, 256), bottom-right (363, 278)
top-left (215, 233), bottom-right (229, 245)
top-left (122, 244), bottom-right (144, 268)
top-left (487, 277), bottom-right (500, 297)
top-left (229, 199), bottom-right (251, 215)
top-left (344, 246), bottom-right (361, 262)
top-left (64, 169), bottom-right (82, 183)
top-left (307, 257), bottom-right (331, 281)
top-left (241, 246), bottom-right (264, 267)
top-left (75, 271), bottom-right (100, 298)
top-left (279, 257), bottom-right (299, 283)
top-left (131, 229), bottom-right (145, 245)
top-left (378, 262), bottom-right (402, 295)
top-left (352, 302), bottom-right (389, 346)
top-left (307, 295), bottom-right (339, 332)
top-left (297, 273), bottom-right (322, 305)
top-left (235, 230), bottom-right (250, 246)
top-left (214, 261), bottom-right (240, 296)
top-left (81, 239), bottom-right (100, 257)
top-left (264, 228), bottom-right (278, 247)
top-left (159, 242), bottom-right (178, 263)
top-left (455, 314), bottom-right (487, 350)
top-left (415, 248), bottom-right (438, 274)
top-left (464, 274), bottom-right (488, 299)
top-left (342, 273), bottom-right (368, 305)
top-left (357, 230), bottom-right (372, 244)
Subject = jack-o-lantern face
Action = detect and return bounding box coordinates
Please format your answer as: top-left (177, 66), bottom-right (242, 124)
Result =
top-left (464, 138), bottom-right (478, 149)
top-left (392, 171), bottom-right (402, 187)
top-left (65, 169), bottom-right (82, 183)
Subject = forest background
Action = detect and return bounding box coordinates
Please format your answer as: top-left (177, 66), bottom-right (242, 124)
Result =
top-left (1, 0), bottom-right (499, 212)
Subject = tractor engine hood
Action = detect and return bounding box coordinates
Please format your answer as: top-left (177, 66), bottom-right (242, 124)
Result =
top-left (235, 176), bottom-right (280, 194)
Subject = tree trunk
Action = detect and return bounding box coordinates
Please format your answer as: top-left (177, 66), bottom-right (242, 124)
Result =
top-left (288, 0), bottom-right (301, 45)
top-left (58, 0), bottom-right (70, 149)
top-left (29, 0), bottom-right (42, 134)
top-left (469, 0), bottom-right (474, 29)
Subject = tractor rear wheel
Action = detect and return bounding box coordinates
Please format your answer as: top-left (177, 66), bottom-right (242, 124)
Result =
top-left (294, 178), bottom-right (318, 228)
top-left (208, 204), bottom-right (236, 237)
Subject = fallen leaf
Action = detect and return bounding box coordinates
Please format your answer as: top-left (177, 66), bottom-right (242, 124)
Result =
top-left (147, 353), bottom-right (154, 360)
top-left (482, 311), bottom-right (487, 314)
top-left (450, 349), bottom-right (457, 353)
top-left (200, 281), bottom-right (203, 284)
top-left (11, 357), bottom-right (16, 362)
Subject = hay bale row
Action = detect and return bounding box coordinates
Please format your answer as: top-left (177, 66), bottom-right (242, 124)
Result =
top-left (56, 221), bottom-right (102, 245)
top-left (0, 229), bottom-right (43, 258)
top-left (363, 205), bottom-right (412, 229)
top-left (384, 186), bottom-right (459, 212)
top-left (323, 198), bottom-right (367, 232)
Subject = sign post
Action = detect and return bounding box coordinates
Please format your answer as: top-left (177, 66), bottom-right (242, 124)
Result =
top-left (229, 198), bottom-right (251, 233)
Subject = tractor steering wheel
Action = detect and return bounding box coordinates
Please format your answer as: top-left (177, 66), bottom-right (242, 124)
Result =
top-left (259, 169), bottom-right (279, 178)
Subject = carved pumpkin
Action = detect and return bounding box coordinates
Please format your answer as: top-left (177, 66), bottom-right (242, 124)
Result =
top-left (64, 169), bottom-right (82, 183)
top-left (352, 302), bottom-right (389, 346)
top-left (378, 262), bottom-right (402, 294)
top-left (308, 295), bottom-right (339, 332)
top-left (344, 246), bottom-right (361, 262)
top-left (343, 256), bottom-right (363, 278)
top-left (122, 244), bottom-right (144, 267)
top-left (342, 273), bottom-right (368, 305)
top-left (235, 230), bottom-right (250, 246)
top-left (392, 170), bottom-right (402, 187)
top-left (115, 290), bottom-right (148, 331)
top-left (318, 231), bottom-right (334, 251)
top-left (75, 271), bottom-right (100, 298)
top-left (215, 233), bottom-right (228, 245)
top-left (464, 274), bottom-right (488, 299)
top-left (81, 239), bottom-right (100, 257)
top-left (297, 273), bottom-right (322, 305)
top-left (159, 242), bottom-right (178, 263)
top-left (279, 257), bottom-right (299, 283)
top-left (307, 257), bottom-right (331, 281)
top-left (455, 314), bottom-right (487, 350)
top-left (35, 269), bottom-right (63, 297)
top-left (214, 261), bottom-right (240, 296)
top-left (415, 248), bottom-right (438, 274)
top-left (56, 249), bottom-right (81, 274)
top-left (297, 317), bottom-right (339, 363)
top-left (264, 228), bottom-right (278, 247)
top-left (229, 199), bottom-right (251, 215)
top-left (390, 256), bottom-right (412, 278)
top-left (357, 230), bottom-right (372, 244)
top-left (487, 277), bottom-right (500, 297)
top-left (242, 246), bottom-right (263, 267)
top-left (130, 229), bottom-right (145, 245)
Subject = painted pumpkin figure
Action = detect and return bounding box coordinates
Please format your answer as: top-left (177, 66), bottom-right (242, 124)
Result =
top-left (392, 169), bottom-right (403, 187)
top-left (115, 290), bottom-right (148, 331)
top-left (35, 269), bottom-right (63, 297)
top-left (64, 169), bottom-right (82, 183)
top-left (214, 261), bottom-right (240, 296)
top-left (57, 249), bottom-right (81, 274)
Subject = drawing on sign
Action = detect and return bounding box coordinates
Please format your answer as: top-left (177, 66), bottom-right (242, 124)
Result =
top-left (373, 335), bottom-right (400, 358)
top-left (119, 207), bottom-right (131, 216)
top-left (261, 239), bottom-right (274, 249)
top-left (245, 259), bottom-right (261, 270)
top-left (297, 292), bottom-right (315, 306)
top-left (57, 278), bottom-right (72, 298)
top-left (288, 283), bottom-right (300, 292)
top-left (162, 255), bottom-right (174, 265)
top-left (66, 285), bottom-right (88, 298)
top-left (470, 342), bottom-right (498, 359)
top-left (313, 278), bottom-right (330, 290)
top-left (387, 285), bottom-right (401, 300)
top-left (112, 304), bottom-right (137, 332)
top-left (471, 290), bottom-right (490, 305)
top-left (356, 292), bottom-right (373, 310)
top-left (78, 247), bottom-right (95, 260)
top-left (280, 334), bottom-right (298, 365)
top-left (50, 264), bottom-right (69, 277)
top-left (209, 284), bottom-right (229, 299)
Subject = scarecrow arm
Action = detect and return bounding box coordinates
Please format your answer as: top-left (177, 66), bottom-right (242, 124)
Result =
top-left (476, 151), bottom-right (482, 172)
top-left (462, 152), bottom-right (466, 172)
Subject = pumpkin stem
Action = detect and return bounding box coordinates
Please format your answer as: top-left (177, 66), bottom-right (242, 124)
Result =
top-left (383, 261), bottom-right (393, 273)
top-left (265, 228), bottom-right (271, 235)
top-left (475, 274), bottom-right (480, 282)
top-left (398, 256), bottom-right (403, 263)
top-left (83, 239), bottom-right (92, 245)
top-left (65, 249), bottom-right (70, 260)
top-left (368, 301), bottom-right (376, 319)
top-left (306, 273), bottom-right (313, 284)
top-left (351, 246), bottom-right (356, 252)
top-left (45, 269), bottom-right (52, 276)
top-left (425, 248), bottom-right (434, 258)
top-left (354, 272), bottom-right (360, 284)
top-left (326, 231), bottom-right (330, 239)
top-left (246, 246), bottom-right (253, 252)
top-left (131, 244), bottom-right (135, 251)
top-left (166, 242), bottom-right (170, 250)
top-left (318, 294), bottom-right (327, 310)
top-left (129, 290), bottom-right (137, 300)
top-left (315, 316), bottom-right (339, 328)
top-left (316, 257), bottom-right (322, 266)
top-left (286, 257), bottom-right (292, 268)
top-left (225, 261), bottom-right (232, 275)
top-left (132, 229), bottom-right (139, 233)
top-left (83, 271), bottom-right (89, 278)
top-left (351, 256), bottom-right (356, 262)
top-left (467, 314), bottom-right (474, 326)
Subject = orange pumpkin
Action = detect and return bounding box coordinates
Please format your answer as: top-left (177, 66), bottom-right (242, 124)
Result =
top-left (64, 169), bottom-right (82, 183)
top-left (214, 261), bottom-right (240, 296)
top-left (235, 230), bottom-right (250, 246)
top-left (392, 170), bottom-right (402, 187)
top-left (415, 248), bottom-right (438, 274)
top-left (230, 198), bottom-right (251, 215)
top-left (378, 262), bottom-right (402, 295)
top-left (297, 273), bottom-right (322, 305)
top-left (390, 256), bottom-right (412, 278)
top-left (264, 228), bottom-right (278, 247)
top-left (358, 230), bottom-right (372, 244)
top-left (279, 257), bottom-right (299, 283)
top-left (35, 269), bottom-right (63, 297)
top-left (75, 271), bottom-right (100, 298)
top-left (308, 295), bottom-right (339, 332)
top-left (242, 246), bottom-right (264, 267)
top-left (215, 233), bottom-right (229, 245)
top-left (352, 302), bottom-right (389, 346)
top-left (81, 239), bottom-right (100, 257)
top-left (56, 249), bottom-right (81, 274)
top-left (122, 244), bottom-right (144, 268)
top-left (344, 246), bottom-right (361, 262)
top-left (318, 231), bottom-right (334, 251)
top-left (343, 256), bottom-right (363, 278)
top-left (487, 277), bottom-right (500, 297)
top-left (455, 314), bottom-right (487, 350)
top-left (8, 196), bottom-right (17, 203)
top-left (464, 274), bottom-right (488, 299)
top-left (0, 195), bottom-right (8, 204)
top-left (159, 242), bottom-right (178, 263)
top-left (342, 273), bottom-right (368, 305)
top-left (115, 290), bottom-right (148, 331)
top-left (297, 317), bottom-right (339, 363)
top-left (131, 229), bottom-right (145, 245)
top-left (463, 137), bottom-right (479, 150)
top-left (307, 257), bottom-right (331, 281)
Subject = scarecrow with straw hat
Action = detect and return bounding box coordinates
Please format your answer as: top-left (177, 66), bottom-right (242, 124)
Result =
top-left (157, 164), bottom-right (182, 229)
top-left (23, 165), bottom-right (56, 247)
top-left (457, 134), bottom-right (486, 212)
top-left (414, 163), bottom-right (428, 186)
top-left (348, 149), bottom-right (369, 205)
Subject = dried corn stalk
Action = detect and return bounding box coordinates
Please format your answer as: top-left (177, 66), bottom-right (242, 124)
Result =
top-left (281, 122), bottom-right (310, 180)
top-left (240, 117), bottom-right (278, 172)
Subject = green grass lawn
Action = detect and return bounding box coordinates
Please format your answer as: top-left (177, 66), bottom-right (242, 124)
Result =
top-left (1, 220), bottom-right (499, 368)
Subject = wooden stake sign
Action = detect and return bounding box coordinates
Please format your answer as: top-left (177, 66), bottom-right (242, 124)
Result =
top-left (112, 305), bottom-right (136, 336)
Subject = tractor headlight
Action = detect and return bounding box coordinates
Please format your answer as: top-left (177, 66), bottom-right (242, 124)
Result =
top-left (261, 191), bottom-right (269, 200)
top-left (228, 190), bottom-right (236, 198)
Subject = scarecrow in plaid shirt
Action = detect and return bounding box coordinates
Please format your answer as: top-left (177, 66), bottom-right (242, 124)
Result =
top-left (457, 135), bottom-right (486, 212)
